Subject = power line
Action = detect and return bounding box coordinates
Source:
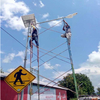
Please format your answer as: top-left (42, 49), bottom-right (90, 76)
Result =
top-left (1, 27), bottom-right (26, 48)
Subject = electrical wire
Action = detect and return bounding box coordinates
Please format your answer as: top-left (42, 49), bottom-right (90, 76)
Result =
top-left (1, 27), bottom-right (26, 48)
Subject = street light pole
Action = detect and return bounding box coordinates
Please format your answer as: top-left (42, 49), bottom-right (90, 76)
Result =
top-left (66, 41), bottom-right (79, 99)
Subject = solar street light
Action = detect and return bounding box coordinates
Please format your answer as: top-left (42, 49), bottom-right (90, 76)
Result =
top-left (65, 12), bottom-right (77, 18)
top-left (21, 14), bottom-right (36, 28)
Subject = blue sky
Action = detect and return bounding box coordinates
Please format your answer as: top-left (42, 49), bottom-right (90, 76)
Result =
top-left (1, 0), bottom-right (100, 92)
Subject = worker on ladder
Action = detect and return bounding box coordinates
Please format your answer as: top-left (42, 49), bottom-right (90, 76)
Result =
top-left (29, 24), bottom-right (39, 48)
top-left (61, 20), bottom-right (71, 45)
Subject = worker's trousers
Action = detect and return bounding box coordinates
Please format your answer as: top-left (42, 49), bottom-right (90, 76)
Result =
top-left (61, 32), bottom-right (71, 44)
top-left (29, 36), bottom-right (39, 47)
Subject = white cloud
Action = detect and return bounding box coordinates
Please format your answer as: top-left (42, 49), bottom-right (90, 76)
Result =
top-left (75, 42), bottom-right (100, 91)
top-left (43, 62), bottom-right (54, 69)
top-left (7, 68), bottom-right (15, 73)
top-left (22, 28), bottom-right (28, 36)
top-left (39, 1), bottom-right (44, 8)
top-left (0, 0), bottom-right (30, 31)
top-left (33, 2), bottom-right (37, 6)
top-left (35, 19), bottom-right (41, 29)
top-left (2, 51), bottom-right (25, 63)
top-left (2, 53), bottom-right (16, 63)
top-left (15, 51), bottom-right (31, 64)
top-left (48, 20), bottom-right (62, 27)
top-left (5, 17), bottom-right (24, 31)
top-left (16, 51), bottom-right (24, 59)
top-left (42, 13), bottom-right (49, 19)
top-left (87, 43), bottom-right (100, 64)
top-left (55, 64), bottom-right (61, 67)
top-left (0, 50), bottom-right (4, 54)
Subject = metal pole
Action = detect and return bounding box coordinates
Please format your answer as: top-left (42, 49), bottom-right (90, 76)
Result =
top-left (37, 29), bottom-right (40, 100)
top-left (21, 21), bottom-right (30, 100)
top-left (24, 24), bottom-right (30, 69)
top-left (30, 25), bottom-right (32, 100)
top-left (66, 40), bottom-right (79, 99)
top-left (17, 93), bottom-right (20, 100)
top-left (30, 83), bottom-right (32, 100)
top-left (37, 64), bottom-right (40, 100)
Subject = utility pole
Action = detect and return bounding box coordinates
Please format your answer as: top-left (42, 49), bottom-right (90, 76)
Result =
top-left (37, 29), bottom-right (40, 100)
top-left (63, 18), bottom-right (78, 99)
top-left (67, 41), bottom-right (79, 99)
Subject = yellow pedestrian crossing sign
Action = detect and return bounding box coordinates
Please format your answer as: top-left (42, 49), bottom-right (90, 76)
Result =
top-left (4, 66), bottom-right (36, 93)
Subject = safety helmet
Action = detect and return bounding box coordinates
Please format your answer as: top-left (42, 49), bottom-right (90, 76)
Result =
top-left (31, 25), bottom-right (36, 29)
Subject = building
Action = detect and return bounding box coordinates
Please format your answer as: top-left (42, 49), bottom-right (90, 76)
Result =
top-left (79, 96), bottom-right (100, 100)
top-left (0, 73), bottom-right (68, 100)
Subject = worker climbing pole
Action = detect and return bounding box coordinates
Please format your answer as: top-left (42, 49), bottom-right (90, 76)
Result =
top-left (29, 24), bottom-right (40, 100)
top-left (61, 19), bottom-right (79, 99)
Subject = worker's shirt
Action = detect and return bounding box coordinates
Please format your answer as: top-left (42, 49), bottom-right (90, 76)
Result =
top-left (65, 25), bottom-right (71, 33)
top-left (32, 29), bottom-right (38, 37)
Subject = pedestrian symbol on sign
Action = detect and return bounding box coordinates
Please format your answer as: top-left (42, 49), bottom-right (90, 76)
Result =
top-left (14, 69), bottom-right (27, 85)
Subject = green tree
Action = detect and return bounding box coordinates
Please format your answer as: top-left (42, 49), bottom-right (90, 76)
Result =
top-left (97, 87), bottom-right (100, 95)
top-left (58, 73), bottom-right (94, 98)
